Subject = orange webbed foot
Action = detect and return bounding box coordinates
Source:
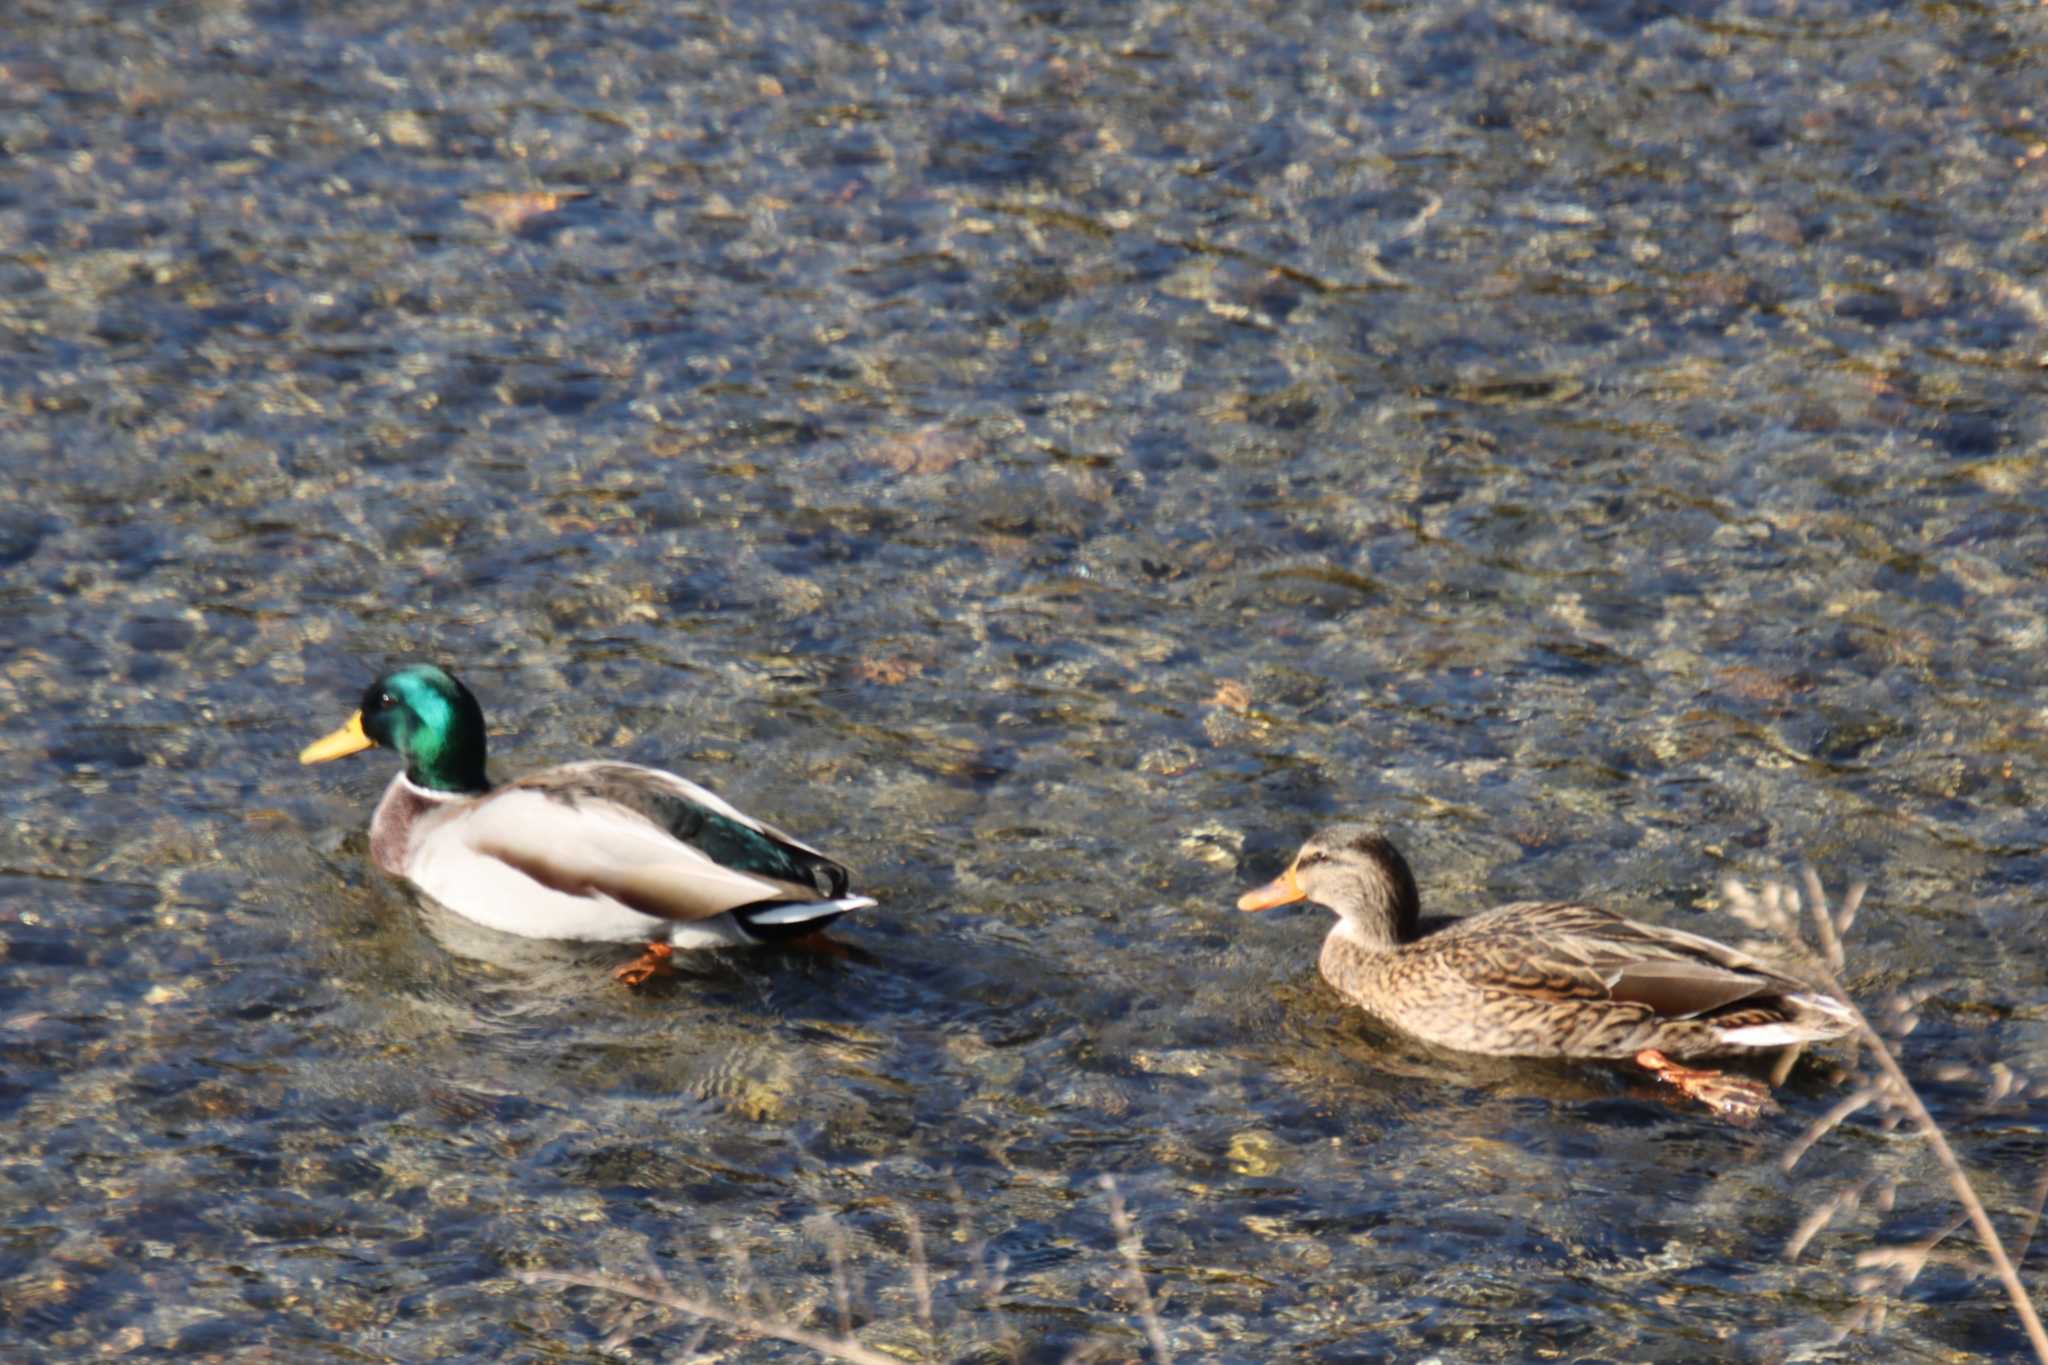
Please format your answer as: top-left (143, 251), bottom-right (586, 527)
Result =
top-left (1635, 1049), bottom-right (1774, 1123)
top-left (613, 942), bottom-right (674, 987)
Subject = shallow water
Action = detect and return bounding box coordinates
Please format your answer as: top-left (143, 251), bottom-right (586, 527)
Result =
top-left (5, 0), bottom-right (2048, 1358)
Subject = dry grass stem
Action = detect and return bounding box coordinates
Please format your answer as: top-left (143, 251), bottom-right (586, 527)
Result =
top-left (1101, 1175), bottom-right (1175, 1364)
top-left (1730, 873), bottom-right (2048, 1363)
top-left (1785, 1177), bottom-right (1885, 1261)
top-left (897, 1203), bottom-right (935, 1335)
top-left (721, 1236), bottom-right (760, 1315)
top-left (1832, 879), bottom-right (1864, 939)
top-left (1393, 192), bottom-right (1443, 241)
top-left (524, 1176), bottom-right (1163, 1363)
top-left (2015, 1162), bottom-right (2048, 1268)
top-left (1784, 1199), bottom-right (1846, 1264)
top-left (1799, 867), bottom-right (1846, 973)
top-left (1835, 974), bottom-right (2047, 1358)
top-left (824, 1218), bottom-right (854, 1338)
top-left (1781, 1085), bottom-right (1882, 1173)
top-left (1987, 1063), bottom-right (2022, 1106)
top-left (518, 1269), bottom-right (901, 1365)
top-left (1855, 1209), bottom-right (1974, 1287)
top-left (947, 1171), bottom-right (1017, 1328)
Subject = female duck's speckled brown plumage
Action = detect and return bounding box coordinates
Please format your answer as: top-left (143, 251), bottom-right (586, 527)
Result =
top-left (1238, 824), bottom-right (1855, 1116)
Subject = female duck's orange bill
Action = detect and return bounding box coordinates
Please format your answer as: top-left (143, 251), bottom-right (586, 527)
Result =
top-left (301, 711), bottom-right (374, 765)
top-left (1237, 866), bottom-right (1306, 912)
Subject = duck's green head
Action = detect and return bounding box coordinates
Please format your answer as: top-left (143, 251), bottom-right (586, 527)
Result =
top-left (300, 664), bottom-right (490, 793)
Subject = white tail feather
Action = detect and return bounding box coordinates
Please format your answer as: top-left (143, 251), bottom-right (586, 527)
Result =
top-left (1719, 993), bottom-right (1856, 1048)
top-left (744, 895), bottom-right (876, 926)
top-left (1789, 990), bottom-right (1857, 1025)
top-left (1718, 1022), bottom-right (1822, 1048)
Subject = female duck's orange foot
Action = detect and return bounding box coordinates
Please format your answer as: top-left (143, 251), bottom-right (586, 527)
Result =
top-left (1635, 1049), bottom-right (1773, 1122)
top-left (613, 942), bottom-right (674, 987)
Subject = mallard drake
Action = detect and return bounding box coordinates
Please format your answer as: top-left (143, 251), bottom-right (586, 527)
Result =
top-left (301, 665), bottom-right (875, 984)
top-left (1237, 824), bottom-right (1855, 1118)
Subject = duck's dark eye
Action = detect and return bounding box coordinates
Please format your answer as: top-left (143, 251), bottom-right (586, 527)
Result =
top-left (375, 690), bottom-right (396, 709)
top-left (1298, 850), bottom-right (1328, 868)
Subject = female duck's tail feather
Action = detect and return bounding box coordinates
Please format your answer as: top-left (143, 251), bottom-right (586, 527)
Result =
top-left (1716, 991), bottom-right (1857, 1048)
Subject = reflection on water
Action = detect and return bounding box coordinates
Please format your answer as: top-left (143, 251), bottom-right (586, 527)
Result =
top-left (4, 0), bottom-right (2047, 1357)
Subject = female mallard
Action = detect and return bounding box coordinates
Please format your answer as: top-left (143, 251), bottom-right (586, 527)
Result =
top-left (1237, 824), bottom-right (1854, 1117)
top-left (301, 665), bottom-right (875, 984)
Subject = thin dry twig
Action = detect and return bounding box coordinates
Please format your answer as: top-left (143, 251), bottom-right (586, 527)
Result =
top-left (823, 1217), bottom-right (854, 1338)
top-left (1392, 192), bottom-right (1444, 242)
top-left (1836, 978), bottom-right (2046, 1357)
top-left (1785, 1199), bottom-right (1848, 1264)
top-left (2015, 1162), bottom-right (2048, 1268)
top-left (1833, 880), bottom-right (1865, 940)
top-left (1782, 1085), bottom-right (1882, 1174)
top-left (1801, 866), bottom-right (1847, 974)
top-left (1101, 1175), bottom-right (1175, 1364)
top-left (1855, 1209), bottom-right (1975, 1289)
top-left (723, 1236), bottom-right (762, 1318)
top-left (518, 1269), bottom-right (901, 1365)
top-left (894, 1203), bottom-right (935, 1335)
top-left (948, 1171), bottom-right (1016, 1322)
top-left (1786, 1177), bottom-right (1879, 1261)
top-left (1731, 874), bottom-right (2048, 1363)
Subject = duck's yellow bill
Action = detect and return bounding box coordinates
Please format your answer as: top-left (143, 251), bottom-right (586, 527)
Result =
top-left (1237, 867), bottom-right (1305, 912)
top-left (300, 711), bottom-right (373, 764)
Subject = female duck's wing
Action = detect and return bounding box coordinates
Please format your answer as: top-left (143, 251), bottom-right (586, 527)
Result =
top-left (452, 762), bottom-right (854, 924)
top-left (1439, 901), bottom-right (1820, 1020)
